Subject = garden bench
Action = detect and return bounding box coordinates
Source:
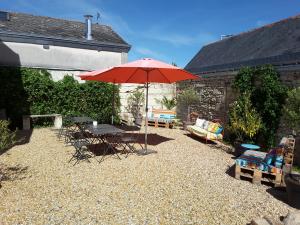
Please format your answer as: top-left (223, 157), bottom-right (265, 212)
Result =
top-left (22, 114), bottom-right (62, 130)
top-left (147, 109), bottom-right (176, 128)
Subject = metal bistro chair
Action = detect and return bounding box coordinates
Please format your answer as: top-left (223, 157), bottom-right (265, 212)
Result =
top-left (120, 122), bottom-right (144, 157)
top-left (69, 138), bottom-right (93, 165)
top-left (57, 116), bottom-right (74, 141)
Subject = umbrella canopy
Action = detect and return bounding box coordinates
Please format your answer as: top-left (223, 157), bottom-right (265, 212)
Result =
top-left (79, 58), bottom-right (199, 154)
top-left (79, 58), bottom-right (197, 83)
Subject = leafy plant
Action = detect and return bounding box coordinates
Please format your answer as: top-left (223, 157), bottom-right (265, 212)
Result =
top-left (283, 87), bottom-right (300, 134)
top-left (177, 88), bottom-right (199, 107)
top-left (126, 87), bottom-right (145, 119)
top-left (0, 120), bottom-right (16, 151)
top-left (228, 92), bottom-right (262, 142)
top-left (159, 96), bottom-right (177, 110)
top-left (0, 67), bottom-right (120, 127)
top-left (233, 65), bottom-right (287, 146)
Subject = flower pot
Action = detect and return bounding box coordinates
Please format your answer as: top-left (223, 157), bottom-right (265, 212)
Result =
top-left (285, 173), bottom-right (300, 209)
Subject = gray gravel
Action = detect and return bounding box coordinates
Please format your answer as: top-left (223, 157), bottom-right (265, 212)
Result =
top-left (0, 128), bottom-right (295, 224)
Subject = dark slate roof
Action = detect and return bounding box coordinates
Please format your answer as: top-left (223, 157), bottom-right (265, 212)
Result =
top-left (185, 15), bottom-right (300, 74)
top-left (0, 11), bottom-right (130, 52)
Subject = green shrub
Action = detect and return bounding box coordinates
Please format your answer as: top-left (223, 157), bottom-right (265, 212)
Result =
top-left (228, 92), bottom-right (262, 142)
top-left (160, 96), bottom-right (177, 110)
top-left (0, 67), bottom-right (120, 127)
top-left (233, 65), bottom-right (287, 146)
top-left (0, 120), bottom-right (16, 151)
top-left (283, 87), bottom-right (300, 134)
top-left (126, 87), bottom-right (144, 119)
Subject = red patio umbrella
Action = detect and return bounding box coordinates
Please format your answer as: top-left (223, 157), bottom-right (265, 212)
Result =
top-left (79, 58), bottom-right (199, 154)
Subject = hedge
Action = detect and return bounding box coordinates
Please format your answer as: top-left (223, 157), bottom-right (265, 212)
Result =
top-left (0, 67), bottom-right (120, 128)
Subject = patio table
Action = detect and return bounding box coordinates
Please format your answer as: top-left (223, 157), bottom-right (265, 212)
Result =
top-left (86, 124), bottom-right (124, 162)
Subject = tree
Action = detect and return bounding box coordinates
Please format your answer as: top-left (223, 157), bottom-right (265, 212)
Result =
top-left (283, 87), bottom-right (300, 134)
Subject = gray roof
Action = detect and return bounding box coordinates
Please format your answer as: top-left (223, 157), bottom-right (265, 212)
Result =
top-left (185, 15), bottom-right (300, 74)
top-left (0, 11), bottom-right (130, 52)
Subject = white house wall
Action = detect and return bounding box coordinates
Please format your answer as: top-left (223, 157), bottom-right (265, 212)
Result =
top-left (0, 41), bottom-right (124, 71)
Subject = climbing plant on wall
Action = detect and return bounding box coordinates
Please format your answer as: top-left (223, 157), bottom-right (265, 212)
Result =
top-left (0, 67), bottom-right (120, 128)
top-left (232, 65), bottom-right (287, 147)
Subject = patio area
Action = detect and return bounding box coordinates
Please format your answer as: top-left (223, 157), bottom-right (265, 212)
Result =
top-left (0, 127), bottom-right (295, 224)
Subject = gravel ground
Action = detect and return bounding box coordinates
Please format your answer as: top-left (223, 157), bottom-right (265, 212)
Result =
top-left (0, 127), bottom-right (295, 224)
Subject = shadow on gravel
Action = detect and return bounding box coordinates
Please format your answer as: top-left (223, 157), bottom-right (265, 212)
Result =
top-left (0, 163), bottom-right (28, 186)
top-left (266, 187), bottom-right (288, 205)
top-left (184, 133), bottom-right (217, 145)
top-left (226, 165), bottom-right (236, 178)
top-left (0, 130), bottom-right (33, 156)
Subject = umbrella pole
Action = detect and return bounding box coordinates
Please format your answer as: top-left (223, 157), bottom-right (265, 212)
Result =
top-left (137, 70), bottom-right (156, 155)
top-left (111, 81), bottom-right (115, 125)
top-left (145, 81), bottom-right (149, 153)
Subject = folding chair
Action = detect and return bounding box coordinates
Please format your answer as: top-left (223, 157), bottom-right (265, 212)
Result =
top-left (120, 122), bottom-right (144, 157)
top-left (69, 139), bottom-right (93, 165)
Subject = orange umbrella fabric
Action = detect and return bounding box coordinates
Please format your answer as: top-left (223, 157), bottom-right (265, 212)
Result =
top-left (79, 58), bottom-right (198, 83)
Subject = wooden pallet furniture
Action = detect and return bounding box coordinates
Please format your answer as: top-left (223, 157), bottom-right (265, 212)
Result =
top-left (186, 118), bottom-right (224, 143)
top-left (235, 136), bottom-right (296, 187)
top-left (235, 165), bottom-right (282, 187)
top-left (147, 109), bottom-right (176, 128)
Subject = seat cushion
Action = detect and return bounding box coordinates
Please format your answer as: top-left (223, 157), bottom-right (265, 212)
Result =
top-left (187, 125), bottom-right (223, 140)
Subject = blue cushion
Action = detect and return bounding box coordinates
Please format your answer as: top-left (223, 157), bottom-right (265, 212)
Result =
top-left (215, 127), bottom-right (223, 135)
top-left (264, 155), bottom-right (273, 165)
top-left (159, 114), bottom-right (175, 119)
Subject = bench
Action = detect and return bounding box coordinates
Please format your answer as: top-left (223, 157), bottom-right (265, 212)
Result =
top-left (23, 114), bottom-right (62, 130)
top-left (147, 109), bottom-right (176, 128)
top-left (187, 118), bottom-right (224, 143)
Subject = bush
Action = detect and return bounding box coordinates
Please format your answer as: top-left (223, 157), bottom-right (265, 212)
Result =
top-left (126, 87), bottom-right (144, 119)
top-left (0, 120), bottom-right (16, 151)
top-left (233, 65), bottom-right (287, 146)
top-left (228, 92), bottom-right (262, 142)
top-left (160, 96), bottom-right (177, 110)
top-left (0, 67), bottom-right (120, 127)
top-left (283, 87), bottom-right (300, 134)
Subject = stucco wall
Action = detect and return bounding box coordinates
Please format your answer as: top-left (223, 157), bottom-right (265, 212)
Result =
top-left (0, 41), bottom-right (125, 71)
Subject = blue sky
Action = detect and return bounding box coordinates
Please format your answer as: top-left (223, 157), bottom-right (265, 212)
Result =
top-left (1, 0), bottom-right (300, 67)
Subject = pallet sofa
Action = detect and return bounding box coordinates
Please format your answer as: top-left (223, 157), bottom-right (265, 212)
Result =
top-left (235, 136), bottom-right (295, 186)
top-left (186, 118), bottom-right (224, 143)
top-left (147, 109), bottom-right (176, 128)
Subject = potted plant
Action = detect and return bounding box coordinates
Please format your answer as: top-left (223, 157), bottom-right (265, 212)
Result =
top-left (282, 87), bottom-right (300, 209)
top-left (126, 87), bottom-right (145, 124)
top-left (160, 96), bottom-right (177, 110)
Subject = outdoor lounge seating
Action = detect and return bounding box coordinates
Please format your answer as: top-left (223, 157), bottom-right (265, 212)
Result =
top-left (147, 109), bottom-right (176, 128)
top-left (187, 118), bottom-right (223, 143)
top-left (235, 136), bottom-right (295, 186)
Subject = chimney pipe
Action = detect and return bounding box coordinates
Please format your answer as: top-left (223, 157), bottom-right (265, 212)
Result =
top-left (84, 15), bottom-right (93, 40)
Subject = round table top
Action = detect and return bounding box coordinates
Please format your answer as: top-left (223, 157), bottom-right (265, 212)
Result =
top-left (241, 143), bottom-right (260, 150)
